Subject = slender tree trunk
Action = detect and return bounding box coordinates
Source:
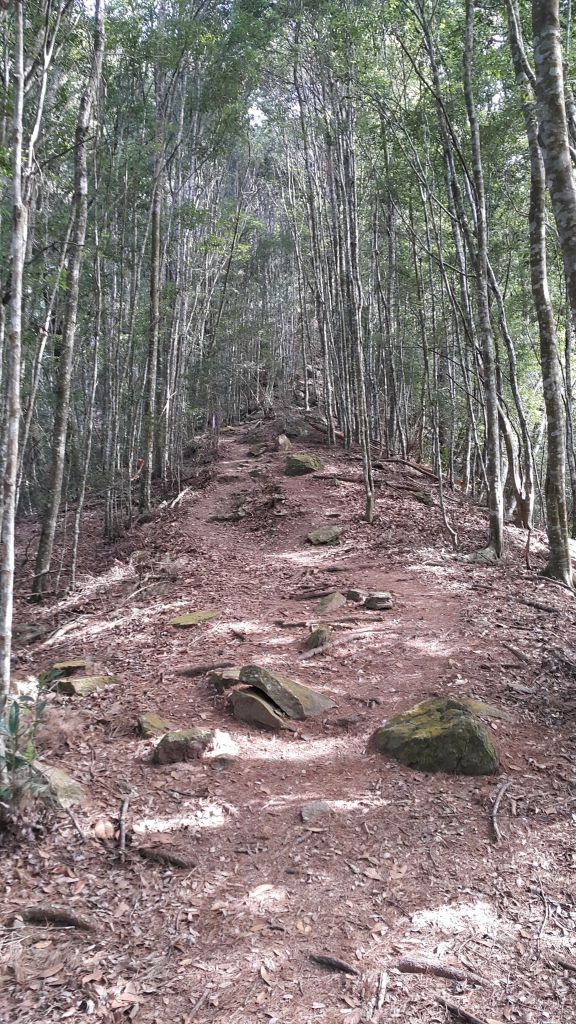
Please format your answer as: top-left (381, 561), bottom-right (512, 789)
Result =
top-left (463, 0), bottom-right (504, 556)
top-left (32, 0), bottom-right (104, 598)
top-left (0, 0), bottom-right (26, 736)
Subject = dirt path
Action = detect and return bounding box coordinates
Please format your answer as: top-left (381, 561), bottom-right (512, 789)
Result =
top-left (3, 425), bottom-right (576, 1023)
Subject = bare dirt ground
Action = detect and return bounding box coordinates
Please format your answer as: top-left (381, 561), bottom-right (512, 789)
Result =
top-left (2, 422), bottom-right (576, 1024)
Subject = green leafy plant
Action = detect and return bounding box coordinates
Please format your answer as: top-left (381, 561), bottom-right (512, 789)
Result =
top-left (0, 687), bottom-right (48, 818)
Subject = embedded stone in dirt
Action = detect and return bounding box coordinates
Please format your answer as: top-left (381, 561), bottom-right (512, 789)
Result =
top-left (302, 625), bottom-right (331, 651)
top-left (368, 697), bottom-right (499, 775)
top-left (248, 443), bottom-right (268, 457)
top-left (346, 588), bottom-right (369, 604)
top-left (138, 712), bottom-right (175, 738)
top-left (285, 452), bottom-right (323, 476)
top-left (152, 728), bottom-right (212, 764)
top-left (56, 675), bottom-right (117, 696)
top-left (230, 688), bottom-right (296, 730)
top-left (169, 610), bottom-right (220, 627)
top-left (413, 491), bottom-right (433, 506)
top-left (36, 763), bottom-right (86, 807)
top-left (207, 666), bottom-right (241, 692)
top-left (364, 592), bottom-right (394, 610)
top-left (315, 592), bottom-right (346, 614)
top-left (239, 665), bottom-right (335, 719)
top-left (307, 525), bottom-right (343, 545)
top-left (300, 800), bottom-right (331, 823)
top-left (276, 433), bottom-right (291, 451)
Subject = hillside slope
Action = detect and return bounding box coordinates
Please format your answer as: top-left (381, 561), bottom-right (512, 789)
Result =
top-left (3, 422), bottom-right (576, 1023)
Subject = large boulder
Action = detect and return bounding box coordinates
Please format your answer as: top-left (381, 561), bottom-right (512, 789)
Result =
top-left (285, 453), bottom-right (323, 476)
top-left (239, 665), bottom-right (335, 720)
top-left (368, 697), bottom-right (499, 776)
top-left (307, 526), bottom-right (343, 546)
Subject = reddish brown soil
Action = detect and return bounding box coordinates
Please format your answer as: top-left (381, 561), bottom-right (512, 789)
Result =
top-left (2, 423), bottom-right (576, 1023)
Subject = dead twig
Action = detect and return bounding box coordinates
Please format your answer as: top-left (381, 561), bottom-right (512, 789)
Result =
top-left (118, 796), bottom-right (130, 861)
top-left (436, 997), bottom-right (489, 1024)
top-left (490, 778), bottom-right (511, 844)
top-left (309, 953), bottom-right (359, 976)
top-left (397, 958), bottom-right (486, 986)
top-left (361, 970), bottom-right (388, 1021)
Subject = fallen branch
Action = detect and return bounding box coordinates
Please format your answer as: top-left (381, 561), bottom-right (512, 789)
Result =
top-left (13, 905), bottom-right (95, 931)
top-left (309, 953), bottom-right (359, 976)
top-left (519, 598), bottom-right (559, 614)
top-left (398, 958), bottom-right (486, 986)
top-left (436, 997), bottom-right (489, 1024)
top-left (176, 660), bottom-right (235, 678)
top-left (136, 845), bottom-right (196, 869)
top-left (490, 778), bottom-right (511, 844)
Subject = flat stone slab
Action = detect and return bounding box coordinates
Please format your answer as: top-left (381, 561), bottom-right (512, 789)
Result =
top-left (307, 526), bottom-right (343, 546)
top-left (368, 697), bottom-right (499, 776)
top-left (138, 712), bottom-right (175, 738)
top-left (315, 592), bottom-right (346, 614)
top-left (207, 666), bottom-right (242, 692)
top-left (152, 728), bottom-right (211, 764)
top-left (239, 665), bottom-right (335, 720)
top-left (56, 675), bottom-right (117, 696)
top-left (36, 763), bottom-right (86, 807)
top-left (170, 611), bottom-right (220, 627)
top-left (285, 453), bottom-right (323, 476)
top-left (364, 592), bottom-right (394, 610)
top-left (230, 689), bottom-right (296, 731)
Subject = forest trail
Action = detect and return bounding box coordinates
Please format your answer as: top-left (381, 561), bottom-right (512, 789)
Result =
top-left (4, 422), bottom-right (576, 1023)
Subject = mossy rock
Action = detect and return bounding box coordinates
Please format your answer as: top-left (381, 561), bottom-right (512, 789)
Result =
top-left (170, 611), bottom-right (220, 627)
top-left (56, 675), bottom-right (117, 697)
top-left (368, 697), bottom-right (499, 776)
top-left (138, 712), bottom-right (175, 738)
top-left (302, 625), bottom-right (331, 651)
top-left (239, 665), bottom-right (335, 720)
top-left (315, 592), bottom-right (346, 614)
top-left (152, 728), bottom-right (212, 765)
top-left (413, 491), bottom-right (433, 506)
top-left (285, 453), bottom-right (323, 476)
top-left (307, 526), bottom-right (343, 546)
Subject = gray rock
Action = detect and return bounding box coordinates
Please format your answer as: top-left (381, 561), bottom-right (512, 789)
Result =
top-left (346, 589), bottom-right (369, 604)
top-left (307, 526), bottom-right (343, 546)
top-left (364, 592), bottom-right (394, 610)
top-left (152, 728), bottom-right (212, 764)
top-left (276, 434), bottom-right (292, 451)
top-left (36, 763), bottom-right (86, 807)
top-left (239, 665), bottom-right (335, 719)
top-left (230, 689), bottom-right (295, 731)
top-left (207, 666), bottom-right (241, 692)
top-left (300, 800), bottom-right (331, 823)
